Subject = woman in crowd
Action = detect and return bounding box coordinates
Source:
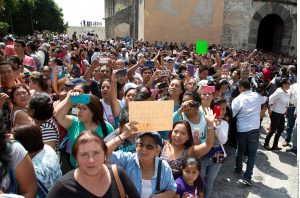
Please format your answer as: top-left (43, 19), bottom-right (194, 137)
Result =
top-left (29, 71), bottom-right (50, 94)
top-left (28, 92), bottom-right (59, 151)
top-left (110, 70), bottom-right (137, 124)
top-left (9, 84), bottom-right (33, 127)
top-left (185, 77), bottom-right (198, 93)
top-left (173, 92), bottom-right (207, 145)
top-left (201, 97), bottom-right (229, 198)
top-left (12, 124), bottom-right (62, 190)
top-left (47, 131), bottom-right (139, 198)
top-left (100, 79), bottom-right (120, 128)
top-left (54, 92), bottom-right (114, 168)
top-left (164, 78), bottom-right (184, 112)
top-left (161, 109), bottom-right (215, 179)
top-left (264, 78), bottom-right (290, 150)
top-left (0, 131), bottom-right (29, 198)
top-left (0, 134), bottom-right (37, 198)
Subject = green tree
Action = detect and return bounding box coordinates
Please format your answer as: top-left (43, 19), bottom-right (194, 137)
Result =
top-left (0, 0), bottom-right (67, 35)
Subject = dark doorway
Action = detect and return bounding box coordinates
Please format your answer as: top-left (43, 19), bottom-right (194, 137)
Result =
top-left (256, 14), bottom-right (284, 53)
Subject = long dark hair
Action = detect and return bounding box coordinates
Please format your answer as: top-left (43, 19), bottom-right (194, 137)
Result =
top-left (181, 157), bottom-right (204, 193)
top-left (86, 94), bottom-right (108, 137)
top-left (169, 121), bottom-right (194, 148)
top-left (0, 134), bottom-right (12, 184)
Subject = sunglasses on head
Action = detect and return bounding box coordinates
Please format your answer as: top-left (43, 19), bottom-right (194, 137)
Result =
top-left (136, 142), bottom-right (156, 150)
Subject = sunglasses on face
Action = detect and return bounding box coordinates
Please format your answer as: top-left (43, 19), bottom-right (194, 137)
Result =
top-left (136, 142), bottom-right (156, 150)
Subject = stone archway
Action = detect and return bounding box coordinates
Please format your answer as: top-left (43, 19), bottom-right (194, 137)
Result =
top-left (248, 3), bottom-right (293, 54)
top-left (256, 14), bottom-right (284, 53)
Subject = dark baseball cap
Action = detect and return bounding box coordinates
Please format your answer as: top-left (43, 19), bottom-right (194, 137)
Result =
top-left (136, 132), bottom-right (163, 147)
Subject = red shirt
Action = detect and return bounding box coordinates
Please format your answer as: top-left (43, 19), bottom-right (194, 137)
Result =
top-left (262, 67), bottom-right (271, 81)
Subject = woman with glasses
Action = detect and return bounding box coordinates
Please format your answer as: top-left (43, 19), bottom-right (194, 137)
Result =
top-left (9, 84), bottom-right (34, 127)
top-left (54, 92), bottom-right (114, 168)
top-left (264, 78), bottom-right (291, 150)
top-left (107, 130), bottom-right (177, 197)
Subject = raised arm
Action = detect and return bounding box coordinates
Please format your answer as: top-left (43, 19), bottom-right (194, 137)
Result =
top-left (83, 58), bottom-right (99, 84)
top-left (106, 122), bottom-right (138, 157)
top-left (190, 107), bottom-right (215, 158)
top-left (110, 71), bottom-right (121, 117)
top-left (53, 92), bottom-right (73, 129)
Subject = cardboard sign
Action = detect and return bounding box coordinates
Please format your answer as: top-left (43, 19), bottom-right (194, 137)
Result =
top-left (129, 101), bottom-right (174, 132)
top-left (196, 40), bottom-right (208, 54)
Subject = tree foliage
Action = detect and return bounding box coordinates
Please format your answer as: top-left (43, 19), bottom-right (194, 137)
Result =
top-left (0, 0), bottom-right (67, 35)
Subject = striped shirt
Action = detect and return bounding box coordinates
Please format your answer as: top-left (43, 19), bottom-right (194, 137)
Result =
top-left (40, 118), bottom-right (59, 150)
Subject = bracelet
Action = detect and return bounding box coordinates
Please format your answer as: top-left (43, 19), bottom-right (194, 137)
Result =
top-left (207, 126), bottom-right (214, 130)
top-left (118, 135), bottom-right (124, 143)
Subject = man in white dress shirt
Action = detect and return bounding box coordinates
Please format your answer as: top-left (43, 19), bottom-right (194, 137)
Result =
top-left (232, 80), bottom-right (267, 185)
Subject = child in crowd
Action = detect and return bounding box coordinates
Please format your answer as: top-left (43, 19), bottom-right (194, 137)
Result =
top-left (175, 157), bottom-right (205, 198)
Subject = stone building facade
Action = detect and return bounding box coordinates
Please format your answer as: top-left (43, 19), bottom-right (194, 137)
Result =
top-left (104, 0), bottom-right (297, 55)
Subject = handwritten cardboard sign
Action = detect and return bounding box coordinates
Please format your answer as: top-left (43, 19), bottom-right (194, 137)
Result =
top-left (129, 101), bottom-right (174, 132)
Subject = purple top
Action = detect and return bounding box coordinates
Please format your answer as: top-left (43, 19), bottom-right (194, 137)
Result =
top-left (175, 176), bottom-right (205, 198)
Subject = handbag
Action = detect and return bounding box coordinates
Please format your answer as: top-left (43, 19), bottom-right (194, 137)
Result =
top-left (112, 165), bottom-right (129, 198)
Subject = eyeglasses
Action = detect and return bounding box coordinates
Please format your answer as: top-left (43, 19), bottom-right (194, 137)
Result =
top-left (136, 142), bottom-right (156, 150)
top-left (77, 106), bottom-right (88, 112)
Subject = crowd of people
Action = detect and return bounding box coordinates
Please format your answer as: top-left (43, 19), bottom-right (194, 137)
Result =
top-left (0, 32), bottom-right (297, 198)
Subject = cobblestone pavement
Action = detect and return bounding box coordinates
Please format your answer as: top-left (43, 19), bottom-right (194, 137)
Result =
top-left (211, 115), bottom-right (298, 198)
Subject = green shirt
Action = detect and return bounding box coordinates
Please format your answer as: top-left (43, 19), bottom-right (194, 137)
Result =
top-left (68, 116), bottom-right (114, 167)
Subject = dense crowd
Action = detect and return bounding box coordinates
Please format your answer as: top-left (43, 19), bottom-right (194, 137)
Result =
top-left (0, 32), bottom-right (297, 198)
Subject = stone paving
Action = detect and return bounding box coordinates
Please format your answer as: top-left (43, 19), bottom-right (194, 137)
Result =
top-left (211, 115), bottom-right (298, 198)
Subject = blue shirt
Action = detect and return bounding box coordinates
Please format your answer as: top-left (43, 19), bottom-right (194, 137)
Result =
top-left (110, 151), bottom-right (177, 196)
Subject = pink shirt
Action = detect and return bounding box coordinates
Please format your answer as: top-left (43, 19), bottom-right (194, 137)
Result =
top-left (4, 42), bottom-right (15, 58)
top-left (22, 55), bottom-right (36, 71)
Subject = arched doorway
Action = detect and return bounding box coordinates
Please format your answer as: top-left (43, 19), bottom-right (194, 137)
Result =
top-left (256, 14), bottom-right (284, 53)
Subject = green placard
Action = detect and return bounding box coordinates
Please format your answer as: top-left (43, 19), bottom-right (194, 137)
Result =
top-left (196, 40), bottom-right (208, 54)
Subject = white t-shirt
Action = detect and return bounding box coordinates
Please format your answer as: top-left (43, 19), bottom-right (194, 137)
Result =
top-left (141, 179), bottom-right (152, 198)
top-left (100, 99), bottom-right (121, 129)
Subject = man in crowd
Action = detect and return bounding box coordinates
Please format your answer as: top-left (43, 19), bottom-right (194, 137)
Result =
top-left (232, 80), bottom-right (267, 186)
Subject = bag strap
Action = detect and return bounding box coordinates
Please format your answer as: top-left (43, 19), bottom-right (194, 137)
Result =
top-left (36, 179), bottom-right (48, 198)
top-left (155, 159), bottom-right (162, 193)
top-left (112, 165), bottom-right (125, 198)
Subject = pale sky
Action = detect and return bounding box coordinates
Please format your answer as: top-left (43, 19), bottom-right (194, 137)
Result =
top-left (54, 0), bottom-right (105, 26)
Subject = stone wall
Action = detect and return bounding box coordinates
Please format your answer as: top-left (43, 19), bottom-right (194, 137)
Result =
top-left (104, 0), bottom-right (297, 55)
top-left (221, 0), bottom-right (297, 55)
top-left (142, 0), bottom-right (225, 44)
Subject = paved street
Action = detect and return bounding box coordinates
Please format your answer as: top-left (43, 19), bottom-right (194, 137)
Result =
top-left (212, 115), bottom-right (298, 198)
